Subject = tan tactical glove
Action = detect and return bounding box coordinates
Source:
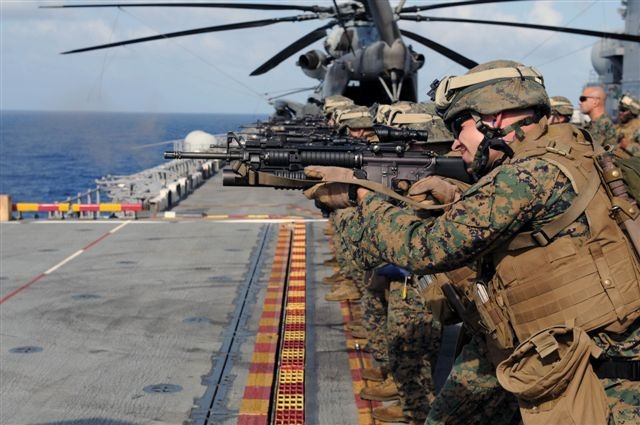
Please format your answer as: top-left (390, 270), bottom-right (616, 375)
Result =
top-left (303, 166), bottom-right (355, 210)
top-left (408, 176), bottom-right (461, 204)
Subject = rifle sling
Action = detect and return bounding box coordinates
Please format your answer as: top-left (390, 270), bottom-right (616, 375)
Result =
top-left (506, 163), bottom-right (601, 250)
top-left (249, 169), bottom-right (449, 211)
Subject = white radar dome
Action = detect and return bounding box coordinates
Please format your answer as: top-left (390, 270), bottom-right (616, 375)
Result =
top-left (591, 38), bottom-right (623, 76)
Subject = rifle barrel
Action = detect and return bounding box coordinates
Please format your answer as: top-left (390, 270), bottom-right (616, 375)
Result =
top-left (163, 151), bottom-right (243, 160)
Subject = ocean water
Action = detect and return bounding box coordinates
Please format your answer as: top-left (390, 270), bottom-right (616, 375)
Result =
top-left (0, 110), bottom-right (267, 203)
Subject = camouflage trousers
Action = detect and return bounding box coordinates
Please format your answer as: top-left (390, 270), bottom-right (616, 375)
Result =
top-left (332, 208), bottom-right (365, 284)
top-left (387, 280), bottom-right (440, 423)
top-left (361, 282), bottom-right (389, 363)
top-left (425, 333), bottom-right (520, 425)
top-left (593, 319), bottom-right (640, 424)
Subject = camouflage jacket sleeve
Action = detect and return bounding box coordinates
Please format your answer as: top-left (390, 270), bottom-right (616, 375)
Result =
top-left (624, 141), bottom-right (640, 157)
top-left (340, 158), bottom-right (578, 275)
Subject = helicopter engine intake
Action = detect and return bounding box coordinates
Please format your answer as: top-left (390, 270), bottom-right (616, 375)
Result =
top-left (298, 50), bottom-right (328, 80)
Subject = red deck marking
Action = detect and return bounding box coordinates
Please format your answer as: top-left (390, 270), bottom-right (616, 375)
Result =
top-left (340, 300), bottom-right (381, 425)
top-left (273, 222), bottom-right (306, 425)
top-left (239, 225), bottom-right (290, 424)
top-left (239, 223), bottom-right (309, 425)
top-left (0, 222), bottom-right (129, 305)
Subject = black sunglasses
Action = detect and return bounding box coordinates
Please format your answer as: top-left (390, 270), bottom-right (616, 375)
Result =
top-left (579, 96), bottom-right (599, 102)
top-left (450, 114), bottom-right (471, 138)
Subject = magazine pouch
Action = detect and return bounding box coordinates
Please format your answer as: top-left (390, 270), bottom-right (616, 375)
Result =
top-left (496, 325), bottom-right (609, 425)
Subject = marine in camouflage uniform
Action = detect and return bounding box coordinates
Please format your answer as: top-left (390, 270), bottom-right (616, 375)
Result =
top-left (548, 95), bottom-right (574, 125)
top-left (307, 60), bottom-right (640, 424)
top-left (322, 106), bottom-right (392, 371)
top-left (579, 85), bottom-right (618, 146)
top-left (329, 102), bottom-right (450, 423)
top-left (373, 102), bottom-right (451, 423)
top-left (332, 207), bottom-right (390, 365)
top-left (615, 93), bottom-right (640, 158)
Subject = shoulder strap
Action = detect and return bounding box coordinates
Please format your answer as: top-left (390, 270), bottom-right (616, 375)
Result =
top-left (507, 172), bottom-right (601, 250)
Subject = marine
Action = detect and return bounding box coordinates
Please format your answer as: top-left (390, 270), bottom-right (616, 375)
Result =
top-left (579, 84), bottom-right (617, 146)
top-left (615, 93), bottom-right (640, 158)
top-left (304, 60), bottom-right (640, 424)
top-left (548, 95), bottom-right (574, 125)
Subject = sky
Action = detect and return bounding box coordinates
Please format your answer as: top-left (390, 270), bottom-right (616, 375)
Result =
top-left (0, 0), bottom-right (629, 114)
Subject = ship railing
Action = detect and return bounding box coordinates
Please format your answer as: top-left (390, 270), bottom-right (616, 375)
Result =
top-left (7, 137), bottom-right (223, 221)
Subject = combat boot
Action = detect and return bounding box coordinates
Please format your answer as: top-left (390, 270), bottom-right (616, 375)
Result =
top-left (359, 376), bottom-right (399, 401)
top-left (330, 279), bottom-right (356, 292)
top-left (348, 324), bottom-right (368, 339)
top-left (325, 285), bottom-right (361, 302)
top-left (371, 402), bottom-right (408, 423)
top-left (361, 366), bottom-right (387, 382)
top-left (345, 319), bottom-right (363, 332)
top-left (322, 256), bottom-right (338, 266)
top-left (322, 271), bottom-right (345, 285)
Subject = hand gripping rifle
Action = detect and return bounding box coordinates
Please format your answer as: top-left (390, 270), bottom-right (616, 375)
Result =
top-left (164, 125), bottom-right (472, 195)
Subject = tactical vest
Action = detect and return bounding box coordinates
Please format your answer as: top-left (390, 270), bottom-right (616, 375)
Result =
top-left (486, 123), bottom-right (640, 348)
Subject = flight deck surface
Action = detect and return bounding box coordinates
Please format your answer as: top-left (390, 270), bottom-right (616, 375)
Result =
top-left (0, 173), bottom-right (387, 425)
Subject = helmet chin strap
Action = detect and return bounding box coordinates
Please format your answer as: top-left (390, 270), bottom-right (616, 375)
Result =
top-left (466, 110), bottom-right (544, 181)
top-left (467, 112), bottom-right (518, 181)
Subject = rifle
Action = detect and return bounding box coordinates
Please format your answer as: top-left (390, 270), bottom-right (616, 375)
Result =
top-left (241, 121), bottom-right (337, 139)
top-left (164, 125), bottom-right (472, 191)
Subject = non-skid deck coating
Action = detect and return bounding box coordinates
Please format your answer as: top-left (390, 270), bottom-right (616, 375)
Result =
top-left (0, 173), bottom-right (399, 425)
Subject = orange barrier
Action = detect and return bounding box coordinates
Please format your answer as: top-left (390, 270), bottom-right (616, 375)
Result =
top-left (12, 203), bottom-right (144, 219)
top-left (71, 203), bottom-right (143, 212)
top-left (13, 203), bottom-right (70, 212)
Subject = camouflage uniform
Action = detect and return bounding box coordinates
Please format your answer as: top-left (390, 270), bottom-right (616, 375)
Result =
top-left (616, 118), bottom-right (640, 157)
top-left (334, 61), bottom-right (640, 423)
top-left (386, 278), bottom-right (440, 423)
top-left (332, 207), bottom-right (389, 364)
top-left (426, 334), bottom-right (519, 425)
top-left (325, 101), bottom-right (447, 422)
top-left (616, 94), bottom-right (640, 158)
top-left (585, 113), bottom-right (617, 146)
top-left (341, 116), bottom-right (640, 423)
top-left (376, 102), bottom-right (449, 422)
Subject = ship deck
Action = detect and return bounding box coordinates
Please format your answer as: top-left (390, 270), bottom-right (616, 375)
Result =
top-left (1, 173), bottom-right (416, 425)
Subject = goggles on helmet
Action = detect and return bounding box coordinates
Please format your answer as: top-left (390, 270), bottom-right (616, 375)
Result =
top-left (431, 66), bottom-right (545, 111)
top-left (620, 94), bottom-right (640, 113)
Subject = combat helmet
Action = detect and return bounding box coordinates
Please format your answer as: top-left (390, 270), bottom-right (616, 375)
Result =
top-left (334, 105), bottom-right (374, 130)
top-left (323, 95), bottom-right (355, 118)
top-left (431, 60), bottom-right (549, 180)
top-left (619, 93), bottom-right (640, 116)
top-left (432, 59), bottom-right (550, 130)
top-left (549, 96), bottom-right (574, 117)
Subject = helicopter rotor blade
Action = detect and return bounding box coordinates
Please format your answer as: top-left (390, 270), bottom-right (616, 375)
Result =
top-left (400, 0), bottom-right (525, 14)
top-left (42, 2), bottom-right (334, 13)
top-left (61, 15), bottom-right (322, 54)
top-left (399, 29), bottom-right (478, 69)
top-left (399, 15), bottom-right (640, 43)
top-left (250, 22), bottom-right (336, 76)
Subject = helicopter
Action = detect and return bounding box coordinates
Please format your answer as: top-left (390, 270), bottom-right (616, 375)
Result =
top-left (44, 0), bottom-right (640, 113)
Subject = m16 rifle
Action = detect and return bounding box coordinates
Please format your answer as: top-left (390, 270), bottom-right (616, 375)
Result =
top-left (241, 117), bottom-right (336, 139)
top-left (164, 125), bottom-right (472, 192)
